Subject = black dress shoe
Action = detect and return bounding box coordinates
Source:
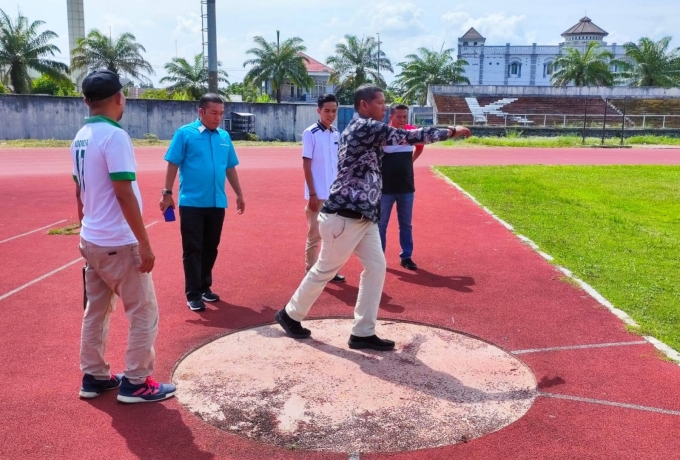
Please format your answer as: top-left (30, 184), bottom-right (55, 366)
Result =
top-left (330, 274), bottom-right (346, 283)
top-left (202, 290), bottom-right (220, 302)
top-left (187, 300), bottom-right (206, 311)
top-left (400, 258), bottom-right (418, 270)
top-left (348, 334), bottom-right (395, 351)
top-left (275, 309), bottom-right (311, 339)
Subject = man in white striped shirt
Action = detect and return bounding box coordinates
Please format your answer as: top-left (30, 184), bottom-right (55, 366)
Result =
top-left (301, 94), bottom-right (345, 282)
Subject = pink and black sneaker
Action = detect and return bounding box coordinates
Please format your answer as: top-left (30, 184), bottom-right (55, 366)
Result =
top-left (117, 376), bottom-right (176, 404)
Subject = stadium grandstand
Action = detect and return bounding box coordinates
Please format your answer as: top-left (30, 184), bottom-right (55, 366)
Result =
top-left (427, 85), bottom-right (680, 130)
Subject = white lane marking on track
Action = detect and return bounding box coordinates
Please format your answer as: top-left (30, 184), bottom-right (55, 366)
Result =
top-left (512, 341), bottom-right (649, 354)
top-left (0, 219), bottom-right (68, 244)
top-left (433, 170), bottom-right (680, 366)
top-left (539, 392), bottom-right (680, 416)
top-left (0, 221), bottom-right (158, 302)
top-left (348, 454), bottom-right (360, 460)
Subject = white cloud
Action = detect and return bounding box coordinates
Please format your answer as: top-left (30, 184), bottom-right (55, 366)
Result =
top-left (441, 11), bottom-right (531, 43)
top-left (370, 2), bottom-right (424, 34)
top-left (173, 13), bottom-right (202, 37)
top-left (101, 14), bottom-right (135, 35)
top-left (319, 35), bottom-right (341, 58)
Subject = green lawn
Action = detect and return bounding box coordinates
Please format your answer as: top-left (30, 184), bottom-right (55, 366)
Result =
top-left (0, 139), bottom-right (301, 148)
top-left (436, 165), bottom-right (680, 353)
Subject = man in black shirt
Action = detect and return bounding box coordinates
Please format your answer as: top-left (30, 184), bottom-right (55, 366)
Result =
top-left (379, 104), bottom-right (423, 270)
top-left (275, 85), bottom-right (471, 351)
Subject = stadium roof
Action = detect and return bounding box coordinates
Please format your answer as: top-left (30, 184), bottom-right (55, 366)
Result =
top-left (461, 28), bottom-right (485, 40)
top-left (298, 53), bottom-right (333, 73)
top-left (562, 16), bottom-right (608, 37)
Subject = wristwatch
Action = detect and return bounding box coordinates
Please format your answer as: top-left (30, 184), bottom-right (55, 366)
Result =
top-left (162, 189), bottom-right (173, 196)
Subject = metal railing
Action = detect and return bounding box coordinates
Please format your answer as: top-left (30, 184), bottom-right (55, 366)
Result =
top-left (430, 112), bottom-right (680, 129)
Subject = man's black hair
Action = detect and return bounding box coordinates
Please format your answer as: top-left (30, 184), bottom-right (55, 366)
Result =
top-left (390, 104), bottom-right (409, 114)
top-left (317, 93), bottom-right (338, 108)
top-left (353, 84), bottom-right (383, 111)
top-left (199, 93), bottom-right (225, 109)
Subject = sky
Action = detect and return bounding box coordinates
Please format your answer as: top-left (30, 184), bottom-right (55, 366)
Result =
top-left (5, 0), bottom-right (679, 86)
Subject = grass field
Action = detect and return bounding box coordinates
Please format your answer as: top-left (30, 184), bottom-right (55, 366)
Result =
top-left (3, 134), bottom-right (680, 149)
top-left (436, 165), bottom-right (680, 352)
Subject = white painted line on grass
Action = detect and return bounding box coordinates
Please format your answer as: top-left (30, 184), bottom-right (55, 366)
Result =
top-left (539, 392), bottom-right (680, 416)
top-left (512, 341), bottom-right (648, 355)
top-left (0, 221), bottom-right (159, 302)
top-left (0, 219), bottom-right (67, 244)
top-left (434, 170), bottom-right (680, 366)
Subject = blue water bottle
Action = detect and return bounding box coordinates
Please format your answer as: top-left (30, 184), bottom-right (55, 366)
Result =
top-left (164, 207), bottom-right (176, 222)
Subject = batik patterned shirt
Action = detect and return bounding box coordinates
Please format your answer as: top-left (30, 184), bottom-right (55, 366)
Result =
top-left (324, 116), bottom-right (450, 223)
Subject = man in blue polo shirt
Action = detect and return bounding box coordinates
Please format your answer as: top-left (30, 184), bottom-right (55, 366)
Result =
top-left (160, 93), bottom-right (245, 312)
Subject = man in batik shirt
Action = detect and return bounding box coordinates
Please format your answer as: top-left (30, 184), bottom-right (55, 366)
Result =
top-left (275, 85), bottom-right (471, 351)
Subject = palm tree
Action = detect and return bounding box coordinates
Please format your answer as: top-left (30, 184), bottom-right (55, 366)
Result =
top-left (551, 41), bottom-right (621, 87)
top-left (619, 37), bottom-right (680, 87)
top-left (326, 35), bottom-right (392, 92)
top-left (243, 31), bottom-right (313, 103)
top-left (394, 45), bottom-right (469, 106)
top-left (160, 53), bottom-right (229, 100)
top-left (71, 29), bottom-right (154, 84)
top-left (0, 9), bottom-right (69, 94)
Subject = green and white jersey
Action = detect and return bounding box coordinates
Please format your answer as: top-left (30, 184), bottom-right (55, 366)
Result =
top-left (71, 116), bottom-right (142, 246)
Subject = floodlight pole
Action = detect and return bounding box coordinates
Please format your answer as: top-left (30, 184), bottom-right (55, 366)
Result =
top-left (207, 0), bottom-right (218, 93)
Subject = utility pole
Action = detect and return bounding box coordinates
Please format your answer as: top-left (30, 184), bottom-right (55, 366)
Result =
top-left (206, 0), bottom-right (218, 93)
top-left (376, 33), bottom-right (381, 85)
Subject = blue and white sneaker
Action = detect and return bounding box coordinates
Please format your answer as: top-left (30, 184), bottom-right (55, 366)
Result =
top-left (117, 376), bottom-right (176, 404)
top-left (79, 373), bottom-right (123, 398)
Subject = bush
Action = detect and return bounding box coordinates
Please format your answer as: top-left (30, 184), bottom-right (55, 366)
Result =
top-left (140, 88), bottom-right (171, 100)
top-left (245, 132), bottom-right (259, 141)
top-left (31, 75), bottom-right (76, 96)
top-left (0, 82), bottom-right (8, 94)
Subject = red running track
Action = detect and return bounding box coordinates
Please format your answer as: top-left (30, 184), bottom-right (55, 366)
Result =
top-left (0, 146), bottom-right (679, 460)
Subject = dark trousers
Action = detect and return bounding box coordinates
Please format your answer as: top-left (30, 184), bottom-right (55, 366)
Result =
top-left (179, 206), bottom-right (225, 301)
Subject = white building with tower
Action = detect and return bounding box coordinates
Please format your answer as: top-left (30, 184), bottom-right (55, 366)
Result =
top-left (457, 17), bottom-right (626, 86)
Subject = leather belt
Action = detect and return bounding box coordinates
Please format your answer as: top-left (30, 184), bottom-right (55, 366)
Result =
top-left (321, 206), bottom-right (366, 220)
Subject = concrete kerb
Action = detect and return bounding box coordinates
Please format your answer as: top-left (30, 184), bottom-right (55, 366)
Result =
top-left (433, 168), bottom-right (680, 366)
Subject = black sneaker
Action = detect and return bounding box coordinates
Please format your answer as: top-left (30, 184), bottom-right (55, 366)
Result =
top-left (275, 309), bottom-right (311, 339)
top-left (187, 300), bottom-right (206, 311)
top-left (117, 376), bottom-right (176, 404)
top-left (79, 373), bottom-right (123, 399)
top-left (348, 334), bottom-right (396, 351)
top-left (330, 274), bottom-right (346, 283)
top-left (202, 291), bottom-right (220, 302)
top-left (400, 258), bottom-right (418, 270)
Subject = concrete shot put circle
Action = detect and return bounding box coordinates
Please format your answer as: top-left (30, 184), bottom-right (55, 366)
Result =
top-left (173, 319), bottom-right (537, 453)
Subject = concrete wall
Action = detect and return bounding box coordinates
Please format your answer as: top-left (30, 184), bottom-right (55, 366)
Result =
top-left (0, 95), bottom-right (319, 141)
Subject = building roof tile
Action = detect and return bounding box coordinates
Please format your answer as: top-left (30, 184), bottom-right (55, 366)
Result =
top-left (562, 16), bottom-right (608, 36)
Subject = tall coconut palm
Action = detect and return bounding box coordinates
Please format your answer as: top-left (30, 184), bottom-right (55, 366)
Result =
top-left (0, 9), bottom-right (69, 94)
top-left (326, 35), bottom-right (392, 92)
top-left (394, 45), bottom-right (469, 106)
top-left (243, 31), bottom-right (313, 103)
top-left (160, 53), bottom-right (229, 100)
top-left (551, 41), bottom-right (622, 87)
top-left (619, 37), bottom-right (680, 87)
top-left (71, 29), bottom-right (154, 84)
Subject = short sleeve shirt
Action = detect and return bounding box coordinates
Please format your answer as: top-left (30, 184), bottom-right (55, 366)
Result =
top-left (381, 124), bottom-right (420, 194)
top-left (164, 120), bottom-right (239, 208)
top-left (71, 116), bottom-right (141, 246)
top-left (302, 121), bottom-right (339, 200)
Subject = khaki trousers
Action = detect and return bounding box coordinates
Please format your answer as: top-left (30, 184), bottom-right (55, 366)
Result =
top-left (286, 212), bottom-right (386, 337)
top-left (305, 206), bottom-right (322, 271)
top-left (79, 239), bottom-right (159, 384)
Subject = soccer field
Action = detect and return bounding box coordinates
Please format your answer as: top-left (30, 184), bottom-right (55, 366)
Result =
top-left (438, 164), bottom-right (680, 352)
